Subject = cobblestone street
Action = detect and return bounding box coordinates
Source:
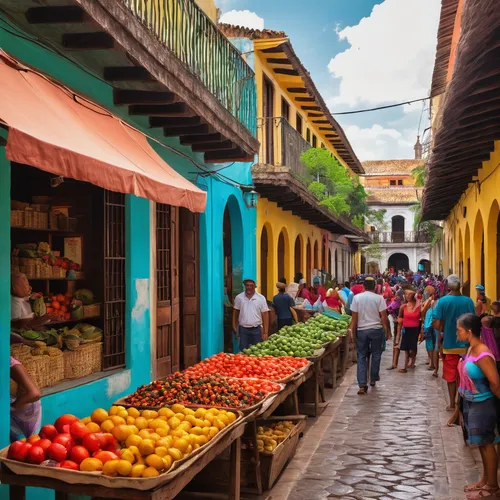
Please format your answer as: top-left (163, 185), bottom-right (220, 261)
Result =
top-left (266, 341), bottom-right (481, 500)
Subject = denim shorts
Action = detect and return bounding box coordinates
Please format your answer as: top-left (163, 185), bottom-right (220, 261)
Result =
top-left (463, 398), bottom-right (497, 447)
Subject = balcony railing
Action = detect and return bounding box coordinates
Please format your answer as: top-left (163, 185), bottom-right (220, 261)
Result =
top-left (369, 231), bottom-right (431, 243)
top-left (121, 0), bottom-right (256, 134)
top-left (257, 117), bottom-right (312, 181)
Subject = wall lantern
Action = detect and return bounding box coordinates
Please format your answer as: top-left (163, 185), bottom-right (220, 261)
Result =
top-left (243, 189), bottom-right (258, 208)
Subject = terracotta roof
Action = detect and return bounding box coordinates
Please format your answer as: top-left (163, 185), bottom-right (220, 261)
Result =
top-left (430, 0), bottom-right (460, 98)
top-left (423, 0), bottom-right (500, 220)
top-left (361, 160), bottom-right (424, 176)
top-left (218, 24), bottom-right (286, 40)
top-left (366, 187), bottom-right (422, 204)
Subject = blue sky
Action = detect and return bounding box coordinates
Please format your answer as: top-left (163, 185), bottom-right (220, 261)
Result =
top-left (217, 0), bottom-right (441, 161)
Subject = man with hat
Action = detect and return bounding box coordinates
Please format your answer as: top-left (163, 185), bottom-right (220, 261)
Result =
top-left (475, 284), bottom-right (488, 317)
top-left (309, 276), bottom-right (327, 304)
top-left (272, 282), bottom-right (296, 331)
top-left (233, 278), bottom-right (269, 350)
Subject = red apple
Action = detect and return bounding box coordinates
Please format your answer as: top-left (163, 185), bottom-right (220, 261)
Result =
top-left (54, 414), bottom-right (78, 434)
top-left (53, 433), bottom-right (75, 453)
top-left (39, 424), bottom-right (58, 441)
top-left (27, 445), bottom-right (46, 465)
top-left (8, 441), bottom-right (32, 462)
top-left (46, 443), bottom-right (68, 462)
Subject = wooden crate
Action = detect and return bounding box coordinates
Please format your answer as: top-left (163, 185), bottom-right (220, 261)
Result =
top-left (83, 303), bottom-right (101, 318)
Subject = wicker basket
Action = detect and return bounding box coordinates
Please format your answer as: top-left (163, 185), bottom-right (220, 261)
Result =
top-left (23, 208), bottom-right (35, 228)
top-left (49, 210), bottom-right (59, 230)
top-left (52, 266), bottom-right (67, 278)
top-left (11, 210), bottom-right (24, 227)
top-left (63, 342), bottom-right (102, 379)
top-left (83, 303), bottom-right (100, 318)
top-left (39, 262), bottom-right (52, 278)
top-left (11, 349), bottom-right (64, 391)
top-left (34, 211), bottom-right (48, 229)
top-left (19, 258), bottom-right (38, 279)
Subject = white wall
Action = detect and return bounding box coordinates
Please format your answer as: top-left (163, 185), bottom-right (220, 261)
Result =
top-left (371, 204), bottom-right (417, 232)
top-left (364, 245), bottom-right (431, 273)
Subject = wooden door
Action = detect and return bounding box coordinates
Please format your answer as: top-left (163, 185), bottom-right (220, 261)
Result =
top-left (156, 204), bottom-right (180, 378)
top-left (179, 208), bottom-right (200, 369)
top-left (263, 75), bottom-right (275, 164)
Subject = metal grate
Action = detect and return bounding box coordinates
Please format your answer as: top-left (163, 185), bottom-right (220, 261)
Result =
top-left (156, 203), bottom-right (172, 302)
top-left (103, 190), bottom-right (126, 370)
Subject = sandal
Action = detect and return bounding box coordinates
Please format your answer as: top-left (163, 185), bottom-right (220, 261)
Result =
top-left (398, 369), bottom-right (407, 373)
top-left (432, 372), bottom-right (438, 378)
top-left (386, 366), bottom-right (396, 370)
top-left (464, 483), bottom-right (486, 492)
top-left (466, 485), bottom-right (499, 499)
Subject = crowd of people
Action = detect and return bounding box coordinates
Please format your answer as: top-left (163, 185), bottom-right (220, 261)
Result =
top-left (346, 269), bottom-right (500, 499)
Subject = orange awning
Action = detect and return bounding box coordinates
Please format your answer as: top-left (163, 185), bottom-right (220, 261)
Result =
top-left (0, 51), bottom-right (206, 213)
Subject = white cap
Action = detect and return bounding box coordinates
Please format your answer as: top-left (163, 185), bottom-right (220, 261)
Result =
top-left (299, 279), bottom-right (306, 285)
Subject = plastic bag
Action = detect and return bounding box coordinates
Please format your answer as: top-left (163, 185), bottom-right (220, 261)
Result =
top-left (303, 299), bottom-right (313, 310)
top-left (312, 297), bottom-right (323, 312)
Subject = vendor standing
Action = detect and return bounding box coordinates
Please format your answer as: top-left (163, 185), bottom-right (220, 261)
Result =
top-left (309, 276), bottom-right (327, 304)
top-left (233, 278), bottom-right (269, 350)
top-left (11, 272), bottom-right (49, 329)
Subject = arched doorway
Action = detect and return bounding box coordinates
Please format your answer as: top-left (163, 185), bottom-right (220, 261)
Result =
top-left (334, 249), bottom-right (338, 279)
top-left (392, 215), bottom-right (405, 243)
top-left (418, 259), bottom-right (431, 273)
top-left (361, 255), bottom-right (367, 273)
top-left (486, 201), bottom-right (500, 299)
top-left (388, 252), bottom-right (409, 272)
top-left (328, 248), bottom-right (332, 275)
top-left (473, 211), bottom-right (484, 289)
top-left (260, 226), bottom-right (269, 300)
top-left (306, 239), bottom-right (312, 283)
top-left (313, 240), bottom-right (319, 270)
top-left (277, 231), bottom-right (285, 282)
top-left (464, 223), bottom-right (471, 297)
top-left (322, 237), bottom-right (327, 271)
top-left (294, 235), bottom-right (302, 279)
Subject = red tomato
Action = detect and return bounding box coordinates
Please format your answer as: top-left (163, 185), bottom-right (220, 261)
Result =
top-left (8, 441), bottom-right (32, 462)
top-left (54, 414), bottom-right (79, 434)
top-left (47, 443), bottom-right (68, 462)
top-left (57, 460), bottom-right (79, 470)
top-left (39, 424), bottom-right (58, 441)
top-left (92, 450), bottom-right (119, 464)
top-left (36, 439), bottom-right (52, 452)
top-left (69, 446), bottom-right (90, 465)
top-left (82, 433), bottom-right (101, 453)
top-left (53, 433), bottom-right (75, 453)
top-left (70, 421), bottom-right (90, 442)
top-left (27, 435), bottom-right (40, 445)
top-left (27, 445), bottom-right (46, 465)
top-left (99, 433), bottom-right (118, 451)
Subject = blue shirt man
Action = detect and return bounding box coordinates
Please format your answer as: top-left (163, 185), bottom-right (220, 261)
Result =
top-left (272, 282), bottom-right (295, 330)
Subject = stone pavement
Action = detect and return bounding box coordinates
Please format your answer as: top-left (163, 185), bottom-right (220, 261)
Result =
top-left (264, 340), bottom-right (481, 500)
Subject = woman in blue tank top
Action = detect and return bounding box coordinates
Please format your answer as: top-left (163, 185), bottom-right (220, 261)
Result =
top-left (457, 313), bottom-right (500, 499)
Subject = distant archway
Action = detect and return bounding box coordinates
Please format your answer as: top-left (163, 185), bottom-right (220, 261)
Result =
top-left (260, 225), bottom-right (269, 299)
top-left (418, 259), bottom-right (431, 273)
top-left (388, 252), bottom-right (409, 272)
top-left (464, 223), bottom-right (471, 298)
top-left (313, 240), bottom-right (319, 270)
top-left (487, 201), bottom-right (500, 299)
top-left (322, 237), bottom-right (327, 271)
top-left (328, 248), bottom-right (332, 275)
top-left (334, 249), bottom-right (338, 279)
top-left (473, 211), bottom-right (484, 289)
top-left (294, 235), bottom-right (303, 279)
top-left (392, 215), bottom-right (405, 243)
top-left (306, 239), bottom-right (312, 283)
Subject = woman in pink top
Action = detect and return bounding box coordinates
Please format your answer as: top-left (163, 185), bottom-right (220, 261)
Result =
top-left (397, 288), bottom-right (422, 373)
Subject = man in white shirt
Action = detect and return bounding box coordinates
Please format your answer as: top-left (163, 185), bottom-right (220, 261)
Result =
top-left (350, 277), bottom-right (391, 394)
top-left (233, 278), bottom-right (269, 350)
top-left (11, 272), bottom-right (48, 329)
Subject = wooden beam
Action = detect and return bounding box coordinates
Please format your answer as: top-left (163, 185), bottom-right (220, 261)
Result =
top-left (274, 68), bottom-right (300, 76)
top-left (150, 116), bottom-right (201, 128)
top-left (192, 141), bottom-right (234, 152)
top-left (62, 32), bottom-right (114, 50)
top-left (294, 97), bottom-right (316, 102)
top-left (261, 46), bottom-right (285, 53)
top-left (114, 90), bottom-right (177, 106)
top-left (287, 88), bottom-right (308, 93)
top-left (308, 113), bottom-right (324, 118)
top-left (129, 103), bottom-right (195, 117)
top-left (301, 106), bottom-right (321, 111)
top-left (25, 6), bottom-right (86, 24)
top-left (164, 124), bottom-right (211, 137)
top-left (266, 58), bottom-right (292, 65)
top-left (320, 127), bottom-right (334, 131)
top-left (180, 133), bottom-right (223, 145)
top-left (103, 66), bottom-right (153, 82)
top-left (205, 149), bottom-right (253, 163)
top-left (312, 120), bottom-right (329, 124)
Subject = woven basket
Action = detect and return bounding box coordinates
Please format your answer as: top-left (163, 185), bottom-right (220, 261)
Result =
top-left (11, 210), bottom-right (24, 227)
top-left (63, 342), bottom-right (102, 379)
top-left (19, 258), bottom-right (38, 279)
top-left (23, 208), bottom-right (35, 228)
top-left (49, 210), bottom-right (59, 230)
top-left (34, 211), bottom-right (48, 229)
top-left (10, 350), bottom-right (64, 391)
top-left (52, 266), bottom-right (67, 278)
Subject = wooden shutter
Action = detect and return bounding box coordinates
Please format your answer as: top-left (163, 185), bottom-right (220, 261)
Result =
top-left (180, 208), bottom-right (200, 368)
top-left (103, 190), bottom-right (126, 370)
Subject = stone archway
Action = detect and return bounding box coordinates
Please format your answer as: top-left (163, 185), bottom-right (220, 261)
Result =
top-left (388, 252), bottom-right (410, 272)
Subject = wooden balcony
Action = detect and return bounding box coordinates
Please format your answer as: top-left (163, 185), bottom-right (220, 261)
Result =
top-left (369, 231), bottom-right (431, 244)
top-left (1, 0), bottom-right (258, 163)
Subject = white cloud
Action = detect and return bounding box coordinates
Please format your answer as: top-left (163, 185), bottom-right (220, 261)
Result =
top-left (343, 124), bottom-right (418, 161)
top-left (219, 10), bottom-right (264, 30)
top-left (327, 0), bottom-right (440, 108)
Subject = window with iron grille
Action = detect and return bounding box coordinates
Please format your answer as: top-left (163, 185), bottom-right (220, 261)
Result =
top-left (103, 190), bottom-right (126, 370)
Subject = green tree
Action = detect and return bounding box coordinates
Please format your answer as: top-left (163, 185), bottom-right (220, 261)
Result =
top-left (412, 164), bottom-right (427, 187)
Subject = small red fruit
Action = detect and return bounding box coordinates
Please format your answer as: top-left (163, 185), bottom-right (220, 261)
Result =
top-left (36, 439), bottom-right (52, 452)
top-left (82, 433), bottom-right (101, 453)
top-left (8, 441), bottom-right (32, 462)
top-left (54, 414), bottom-right (79, 434)
top-left (27, 445), bottom-right (46, 465)
top-left (70, 446), bottom-right (90, 465)
top-left (27, 435), bottom-right (41, 445)
top-left (39, 424), bottom-right (58, 441)
top-left (53, 433), bottom-right (75, 453)
top-left (70, 421), bottom-right (91, 442)
top-left (47, 443), bottom-right (68, 462)
top-left (92, 450), bottom-right (119, 464)
top-left (57, 460), bottom-right (79, 470)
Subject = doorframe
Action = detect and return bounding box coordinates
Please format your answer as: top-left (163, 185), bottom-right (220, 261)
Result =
top-left (150, 200), bottom-right (158, 379)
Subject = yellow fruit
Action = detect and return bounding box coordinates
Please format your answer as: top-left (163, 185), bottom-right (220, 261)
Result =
top-left (196, 435), bottom-right (208, 446)
top-left (120, 449), bottom-right (136, 464)
top-left (102, 459), bottom-right (120, 477)
top-left (135, 417), bottom-right (148, 430)
top-left (208, 427), bottom-right (218, 439)
top-left (158, 408), bottom-right (175, 418)
top-left (171, 404), bottom-right (185, 414)
top-left (100, 420), bottom-right (115, 433)
top-left (126, 434), bottom-right (143, 448)
top-left (142, 466), bottom-right (160, 478)
top-left (128, 445), bottom-right (140, 456)
top-left (109, 405), bottom-right (125, 416)
top-left (168, 448), bottom-right (183, 461)
top-left (194, 418), bottom-right (205, 428)
top-left (149, 433), bottom-right (161, 442)
top-left (188, 434), bottom-right (197, 446)
top-left (130, 464), bottom-right (146, 477)
top-left (173, 438), bottom-right (189, 453)
top-left (204, 413), bottom-right (215, 424)
top-left (134, 455), bottom-right (146, 465)
top-left (156, 427), bottom-right (169, 437)
top-left (117, 409), bottom-right (129, 420)
top-left (111, 425), bottom-right (133, 442)
top-left (168, 417), bottom-right (181, 429)
top-left (126, 416), bottom-right (136, 425)
top-left (194, 408), bottom-right (207, 418)
top-left (174, 413), bottom-right (185, 422)
top-left (155, 446), bottom-right (168, 457)
top-left (139, 429), bottom-right (155, 440)
top-left (163, 455), bottom-right (173, 470)
top-left (129, 425), bottom-right (139, 435)
top-left (170, 428), bottom-right (188, 439)
top-left (202, 427), bottom-right (210, 436)
top-left (226, 412), bottom-right (237, 423)
top-left (142, 410), bottom-right (158, 420)
top-left (80, 458), bottom-right (103, 472)
top-left (138, 439), bottom-right (155, 456)
top-left (91, 408), bottom-right (109, 424)
top-left (190, 426), bottom-right (203, 436)
top-left (158, 436), bottom-right (173, 449)
top-left (183, 408), bottom-right (195, 416)
top-left (193, 443), bottom-right (200, 449)
top-left (185, 415), bottom-right (196, 425)
top-left (116, 459), bottom-right (133, 477)
top-left (127, 407), bottom-right (141, 418)
top-left (186, 444), bottom-right (193, 455)
top-left (207, 408), bottom-right (219, 416)
top-left (81, 417), bottom-right (91, 425)
top-left (86, 422), bottom-right (101, 433)
top-left (218, 414), bottom-right (229, 426)
top-left (110, 416), bottom-right (126, 426)
top-left (145, 454), bottom-right (165, 470)
top-left (215, 419), bottom-right (226, 430)
top-left (179, 421), bottom-right (192, 432)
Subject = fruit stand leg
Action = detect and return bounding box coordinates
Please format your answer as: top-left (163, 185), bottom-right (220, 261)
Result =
top-left (341, 335), bottom-right (349, 375)
top-left (228, 437), bottom-right (241, 500)
top-left (249, 420), bottom-right (263, 494)
top-left (55, 493), bottom-right (69, 500)
top-left (9, 486), bottom-right (25, 500)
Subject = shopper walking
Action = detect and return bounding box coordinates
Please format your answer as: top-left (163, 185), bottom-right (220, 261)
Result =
top-left (433, 274), bottom-right (475, 412)
top-left (272, 282), bottom-right (295, 330)
top-left (233, 278), bottom-right (269, 350)
top-left (457, 314), bottom-right (500, 499)
top-left (397, 288), bottom-right (421, 373)
top-left (350, 277), bottom-right (391, 394)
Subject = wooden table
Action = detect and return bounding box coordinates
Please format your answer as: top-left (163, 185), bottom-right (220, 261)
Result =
top-left (0, 421), bottom-right (245, 500)
top-left (340, 334), bottom-right (350, 376)
top-left (322, 338), bottom-right (343, 389)
top-left (299, 349), bottom-right (329, 417)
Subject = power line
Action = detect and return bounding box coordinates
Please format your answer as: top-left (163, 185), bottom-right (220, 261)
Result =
top-left (331, 97), bottom-right (430, 116)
